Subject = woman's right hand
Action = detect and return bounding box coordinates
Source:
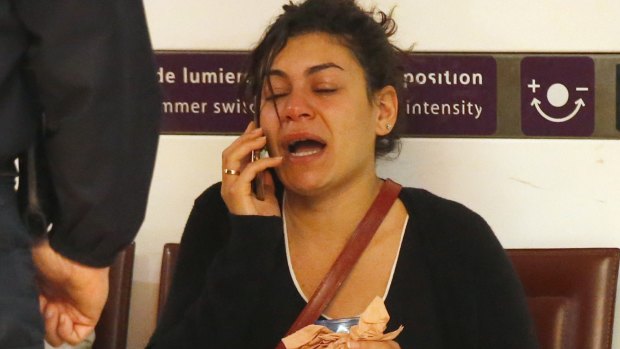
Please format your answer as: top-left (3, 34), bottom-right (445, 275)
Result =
top-left (221, 122), bottom-right (283, 216)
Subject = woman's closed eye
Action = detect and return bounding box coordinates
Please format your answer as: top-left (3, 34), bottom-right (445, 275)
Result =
top-left (314, 87), bottom-right (337, 94)
top-left (264, 92), bottom-right (287, 101)
top-left (264, 87), bottom-right (336, 101)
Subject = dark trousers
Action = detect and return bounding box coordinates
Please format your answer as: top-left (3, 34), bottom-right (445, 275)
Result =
top-left (0, 176), bottom-right (44, 349)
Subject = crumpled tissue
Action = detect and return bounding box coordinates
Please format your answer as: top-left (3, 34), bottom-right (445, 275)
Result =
top-left (281, 296), bottom-right (403, 349)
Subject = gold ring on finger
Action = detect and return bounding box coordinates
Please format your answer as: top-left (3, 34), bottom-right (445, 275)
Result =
top-left (223, 168), bottom-right (241, 176)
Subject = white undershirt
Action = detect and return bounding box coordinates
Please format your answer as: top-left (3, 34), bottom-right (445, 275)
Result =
top-left (282, 202), bottom-right (409, 319)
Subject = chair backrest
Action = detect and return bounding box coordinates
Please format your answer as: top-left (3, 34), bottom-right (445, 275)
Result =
top-left (507, 248), bottom-right (620, 349)
top-left (93, 242), bottom-right (135, 349)
top-left (155, 244), bottom-right (619, 349)
top-left (157, 242), bottom-right (180, 322)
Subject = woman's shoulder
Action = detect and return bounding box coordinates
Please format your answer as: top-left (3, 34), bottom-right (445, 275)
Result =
top-left (194, 181), bottom-right (224, 206)
top-left (399, 186), bottom-right (496, 246)
top-left (400, 187), bottom-right (482, 220)
top-left (179, 182), bottom-right (229, 243)
top-left (191, 181), bottom-right (232, 217)
top-left (399, 186), bottom-right (510, 279)
top-left (187, 181), bottom-right (282, 237)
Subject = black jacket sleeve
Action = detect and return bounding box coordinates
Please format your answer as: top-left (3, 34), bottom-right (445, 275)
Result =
top-left (13, 0), bottom-right (161, 266)
top-left (148, 183), bottom-right (284, 348)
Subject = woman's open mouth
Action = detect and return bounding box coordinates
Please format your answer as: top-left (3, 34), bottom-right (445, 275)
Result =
top-left (287, 139), bottom-right (326, 157)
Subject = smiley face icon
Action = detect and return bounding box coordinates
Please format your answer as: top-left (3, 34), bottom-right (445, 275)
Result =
top-left (521, 56), bottom-right (594, 137)
top-left (530, 82), bottom-right (587, 123)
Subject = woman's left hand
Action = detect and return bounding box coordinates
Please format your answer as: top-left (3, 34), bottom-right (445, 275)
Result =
top-left (347, 340), bottom-right (401, 349)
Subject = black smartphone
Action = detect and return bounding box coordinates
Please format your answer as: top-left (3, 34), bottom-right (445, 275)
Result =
top-left (251, 111), bottom-right (266, 201)
top-left (17, 141), bottom-right (53, 237)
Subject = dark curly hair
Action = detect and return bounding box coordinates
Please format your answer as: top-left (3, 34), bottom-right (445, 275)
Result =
top-left (242, 0), bottom-right (404, 158)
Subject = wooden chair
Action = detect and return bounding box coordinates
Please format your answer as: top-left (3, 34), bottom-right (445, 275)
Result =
top-left (157, 242), bottom-right (180, 322)
top-left (157, 244), bottom-right (620, 349)
top-left (92, 242), bottom-right (135, 349)
top-left (507, 248), bottom-right (620, 349)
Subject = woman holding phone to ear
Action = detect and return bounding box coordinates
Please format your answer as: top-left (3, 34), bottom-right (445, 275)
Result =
top-left (148, 1), bottom-right (538, 348)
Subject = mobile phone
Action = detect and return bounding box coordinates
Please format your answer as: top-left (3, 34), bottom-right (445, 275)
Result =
top-left (251, 111), bottom-right (266, 201)
top-left (17, 140), bottom-right (53, 237)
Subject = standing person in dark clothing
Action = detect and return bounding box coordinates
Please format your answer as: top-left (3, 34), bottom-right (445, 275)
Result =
top-left (0, 0), bottom-right (161, 348)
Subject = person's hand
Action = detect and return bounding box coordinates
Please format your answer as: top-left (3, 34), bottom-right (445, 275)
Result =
top-left (221, 121), bottom-right (283, 216)
top-left (347, 340), bottom-right (401, 349)
top-left (32, 239), bottom-right (110, 346)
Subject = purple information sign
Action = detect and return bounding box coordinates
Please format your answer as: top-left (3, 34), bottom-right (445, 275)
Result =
top-left (402, 55), bottom-right (497, 136)
top-left (157, 52), bottom-right (251, 134)
top-left (521, 56), bottom-right (595, 136)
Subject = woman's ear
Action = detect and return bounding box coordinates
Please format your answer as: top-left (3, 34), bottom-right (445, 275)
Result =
top-left (374, 85), bottom-right (398, 136)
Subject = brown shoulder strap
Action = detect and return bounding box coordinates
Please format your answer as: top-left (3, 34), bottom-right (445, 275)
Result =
top-left (276, 179), bottom-right (402, 348)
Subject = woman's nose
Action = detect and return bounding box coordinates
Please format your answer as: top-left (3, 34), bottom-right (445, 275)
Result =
top-left (282, 91), bottom-right (312, 121)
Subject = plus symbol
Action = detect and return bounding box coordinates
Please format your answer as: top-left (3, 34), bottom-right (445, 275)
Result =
top-left (527, 79), bottom-right (541, 93)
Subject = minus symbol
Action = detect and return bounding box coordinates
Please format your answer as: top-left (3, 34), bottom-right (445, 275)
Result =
top-left (576, 87), bottom-right (589, 91)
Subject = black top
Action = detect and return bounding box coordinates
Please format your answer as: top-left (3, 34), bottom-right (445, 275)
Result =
top-left (0, 0), bottom-right (161, 266)
top-left (149, 182), bottom-right (539, 349)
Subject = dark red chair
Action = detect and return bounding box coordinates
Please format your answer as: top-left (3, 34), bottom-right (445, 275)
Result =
top-left (157, 242), bottom-right (180, 322)
top-left (93, 242), bottom-right (135, 349)
top-left (507, 248), bottom-right (620, 349)
top-left (157, 244), bottom-right (620, 349)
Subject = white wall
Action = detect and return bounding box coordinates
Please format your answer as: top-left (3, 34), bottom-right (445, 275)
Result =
top-left (130, 1), bottom-right (620, 347)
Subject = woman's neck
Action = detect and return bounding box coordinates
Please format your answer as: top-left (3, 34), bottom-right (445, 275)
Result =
top-left (283, 175), bottom-right (384, 246)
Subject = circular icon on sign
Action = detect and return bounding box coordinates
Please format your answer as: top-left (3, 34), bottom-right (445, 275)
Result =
top-left (547, 83), bottom-right (569, 107)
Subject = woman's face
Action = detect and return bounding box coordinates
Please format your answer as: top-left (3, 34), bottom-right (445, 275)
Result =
top-left (259, 32), bottom-right (395, 196)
